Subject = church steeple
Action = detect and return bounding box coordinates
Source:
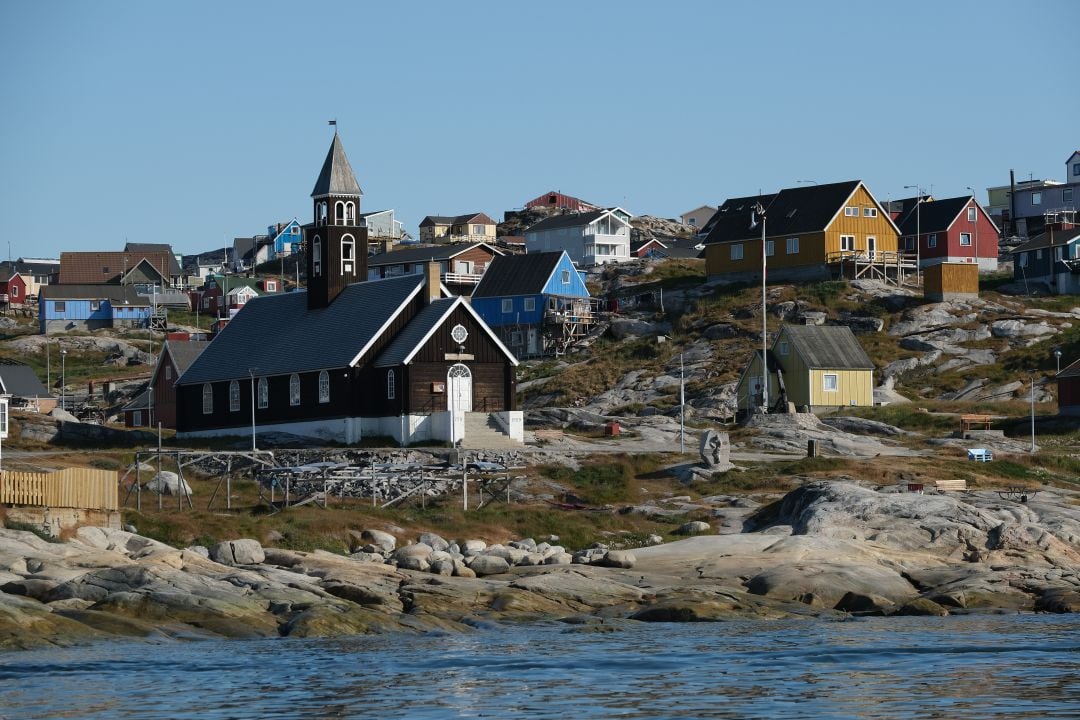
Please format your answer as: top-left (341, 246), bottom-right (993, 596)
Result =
top-left (305, 129), bottom-right (368, 309)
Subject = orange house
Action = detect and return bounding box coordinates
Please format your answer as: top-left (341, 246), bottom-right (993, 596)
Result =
top-left (703, 180), bottom-right (903, 283)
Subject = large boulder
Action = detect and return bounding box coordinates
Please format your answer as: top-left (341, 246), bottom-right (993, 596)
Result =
top-left (359, 529), bottom-right (396, 553)
top-left (469, 555), bottom-right (511, 577)
top-left (144, 471), bottom-right (192, 497)
top-left (208, 539), bottom-right (265, 566)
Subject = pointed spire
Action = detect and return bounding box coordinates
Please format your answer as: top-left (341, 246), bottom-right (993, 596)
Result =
top-left (311, 133), bottom-right (362, 198)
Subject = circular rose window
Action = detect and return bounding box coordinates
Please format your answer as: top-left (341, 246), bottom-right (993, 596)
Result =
top-left (450, 324), bottom-right (468, 344)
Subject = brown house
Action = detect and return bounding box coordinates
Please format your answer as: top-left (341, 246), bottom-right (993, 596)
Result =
top-left (1058, 359), bottom-right (1080, 416)
top-left (418, 213), bottom-right (497, 244)
top-left (59, 251), bottom-right (175, 286)
top-left (149, 339), bottom-right (210, 428)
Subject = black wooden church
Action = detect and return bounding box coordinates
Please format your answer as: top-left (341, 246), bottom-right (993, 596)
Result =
top-left (175, 132), bottom-right (520, 445)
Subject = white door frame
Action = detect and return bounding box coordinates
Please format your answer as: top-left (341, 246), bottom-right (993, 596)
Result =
top-left (448, 363), bottom-right (473, 413)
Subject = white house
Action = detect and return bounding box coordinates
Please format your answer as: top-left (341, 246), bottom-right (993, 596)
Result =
top-left (524, 208), bottom-right (633, 265)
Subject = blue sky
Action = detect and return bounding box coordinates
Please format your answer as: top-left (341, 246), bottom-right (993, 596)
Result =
top-left (1, 0), bottom-right (1077, 258)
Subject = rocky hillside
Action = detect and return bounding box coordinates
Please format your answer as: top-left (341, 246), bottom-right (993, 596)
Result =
top-left (521, 261), bottom-right (1080, 425)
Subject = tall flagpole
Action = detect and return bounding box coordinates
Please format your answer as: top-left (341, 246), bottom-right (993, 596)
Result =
top-left (754, 201), bottom-right (768, 413)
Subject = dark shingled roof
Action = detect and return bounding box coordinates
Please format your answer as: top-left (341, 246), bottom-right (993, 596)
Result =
top-left (368, 242), bottom-right (498, 268)
top-left (1058, 358), bottom-right (1080, 379)
top-left (0, 361), bottom-right (51, 398)
top-left (121, 388), bottom-right (152, 412)
top-left (163, 340), bottom-right (210, 376)
top-left (703, 181), bottom-right (864, 245)
top-left (125, 242), bottom-right (181, 276)
top-left (311, 133), bottom-right (362, 198)
top-left (40, 284), bottom-right (148, 304)
top-left (896, 196), bottom-right (972, 235)
top-left (375, 298), bottom-right (458, 368)
top-left (471, 252), bottom-right (565, 298)
top-left (524, 210), bottom-right (608, 234)
top-left (782, 325), bottom-right (874, 369)
top-left (177, 275), bottom-right (424, 385)
top-left (1010, 227), bottom-right (1080, 254)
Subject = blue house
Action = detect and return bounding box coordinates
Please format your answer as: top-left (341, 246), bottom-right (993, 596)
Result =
top-left (1011, 215), bottom-right (1080, 295)
top-left (39, 284), bottom-right (151, 334)
top-left (268, 220), bottom-right (303, 257)
top-left (471, 251), bottom-right (595, 357)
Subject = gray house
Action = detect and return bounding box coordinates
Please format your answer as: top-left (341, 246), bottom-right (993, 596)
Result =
top-left (1011, 219), bottom-right (1080, 295)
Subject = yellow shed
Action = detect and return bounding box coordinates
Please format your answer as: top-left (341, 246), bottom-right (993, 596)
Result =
top-left (736, 324), bottom-right (875, 414)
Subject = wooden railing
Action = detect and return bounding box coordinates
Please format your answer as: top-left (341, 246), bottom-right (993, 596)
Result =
top-left (0, 468), bottom-right (119, 511)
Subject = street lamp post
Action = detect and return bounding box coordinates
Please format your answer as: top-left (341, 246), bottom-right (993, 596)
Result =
top-left (60, 349), bottom-right (67, 411)
top-left (752, 201), bottom-right (768, 412)
top-left (1054, 349), bottom-right (1062, 374)
top-left (904, 185), bottom-right (923, 285)
top-left (249, 368), bottom-right (259, 452)
top-left (1030, 375), bottom-right (1037, 453)
top-left (967, 187), bottom-right (979, 271)
top-left (679, 352), bottom-right (685, 454)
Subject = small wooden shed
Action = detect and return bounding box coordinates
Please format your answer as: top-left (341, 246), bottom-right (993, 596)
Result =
top-left (924, 262), bottom-right (978, 301)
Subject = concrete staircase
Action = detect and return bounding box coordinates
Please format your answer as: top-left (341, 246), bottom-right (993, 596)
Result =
top-left (460, 412), bottom-right (520, 449)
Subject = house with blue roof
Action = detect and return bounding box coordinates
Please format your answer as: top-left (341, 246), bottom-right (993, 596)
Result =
top-left (470, 250), bottom-right (595, 357)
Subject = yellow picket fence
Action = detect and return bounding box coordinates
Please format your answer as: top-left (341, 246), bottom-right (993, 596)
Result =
top-left (0, 468), bottom-right (119, 511)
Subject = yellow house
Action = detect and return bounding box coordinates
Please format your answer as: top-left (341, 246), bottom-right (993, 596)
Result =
top-left (703, 180), bottom-right (904, 283)
top-left (736, 324), bottom-right (874, 414)
top-left (418, 213), bottom-right (497, 244)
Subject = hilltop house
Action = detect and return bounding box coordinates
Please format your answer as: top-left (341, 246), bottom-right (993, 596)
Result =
top-left (895, 195), bottom-right (1000, 271)
top-left (39, 284), bottom-right (151, 334)
top-left (418, 213), bottom-right (497, 244)
top-left (524, 207), bottom-right (633, 266)
top-left (680, 205), bottom-right (717, 229)
top-left (59, 250), bottom-right (178, 289)
top-left (998, 152), bottom-right (1080, 238)
top-left (471, 251), bottom-right (594, 358)
top-left (524, 191), bottom-right (599, 213)
top-left (366, 241), bottom-right (502, 293)
top-left (175, 131), bottom-right (520, 446)
top-left (1010, 214), bottom-right (1080, 295)
top-left (703, 180), bottom-right (905, 284)
top-left (0, 272), bottom-right (28, 308)
top-left (736, 324), bottom-right (874, 415)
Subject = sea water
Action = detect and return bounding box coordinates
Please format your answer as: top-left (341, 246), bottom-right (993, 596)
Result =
top-left (1, 614), bottom-right (1077, 719)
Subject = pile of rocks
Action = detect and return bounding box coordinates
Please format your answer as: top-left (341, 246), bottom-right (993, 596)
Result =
top-left (346, 529), bottom-right (638, 577)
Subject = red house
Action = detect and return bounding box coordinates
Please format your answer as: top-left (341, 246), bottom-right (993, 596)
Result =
top-left (897, 195), bottom-right (1000, 272)
top-left (1058, 359), bottom-right (1080, 417)
top-left (0, 272), bottom-right (28, 307)
top-left (524, 191), bottom-right (598, 213)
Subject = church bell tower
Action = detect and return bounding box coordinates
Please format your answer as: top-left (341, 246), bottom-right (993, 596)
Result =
top-left (305, 129), bottom-right (368, 309)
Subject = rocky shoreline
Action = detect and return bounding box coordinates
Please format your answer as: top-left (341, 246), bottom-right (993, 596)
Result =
top-left (2, 480), bottom-right (1079, 650)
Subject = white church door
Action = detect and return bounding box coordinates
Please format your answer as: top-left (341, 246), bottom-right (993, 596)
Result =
top-left (448, 363), bottom-right (473, 413)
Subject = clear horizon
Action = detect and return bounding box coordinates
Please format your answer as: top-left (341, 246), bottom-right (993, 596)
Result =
top-left (1, 0), bottom-right (1077, 259)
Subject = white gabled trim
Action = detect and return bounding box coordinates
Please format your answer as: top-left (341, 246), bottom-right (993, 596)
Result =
top-left (397, 297), bottom-right (520, 367)
top-left (825, 181), bottom-right (903, 237)
top-left (347, 280), bottom-right (426, 367)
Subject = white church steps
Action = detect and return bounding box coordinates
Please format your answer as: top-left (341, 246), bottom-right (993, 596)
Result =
top-left (459, 412), bottom-right (520, 448)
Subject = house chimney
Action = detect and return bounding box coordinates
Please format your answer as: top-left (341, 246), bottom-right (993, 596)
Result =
top-left (425, 261), bottom-right (441, 304)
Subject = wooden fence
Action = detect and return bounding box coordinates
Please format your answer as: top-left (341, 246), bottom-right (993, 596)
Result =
top-left (0, 468), bottom-right (119, 511)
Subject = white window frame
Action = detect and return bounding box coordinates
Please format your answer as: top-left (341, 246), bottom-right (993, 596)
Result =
top-left (257, 377), bottom-right (268, 409)
top-left (202, 383), bottom-right (213, 414)
top-left (312, 236), bottom-right (322, 276)
top-left (967, 207), bottom-right (977, 222)
top-left (928, 234), bottom-right (938, 249)
top-left (1036, 248), bottom-right (1043, 260)
top-left (840, 235), bottom-right (854, 252)
top-left (960, 232), bottom-right (972, 246)
top-left (1032, 192), bottom-right (1042, 206)
top-left (561, 270), bottom-right (571, 284)
top-left (340, 234), bottom-right (355, 275)
top-left (765, 240), bottom-right (774, 256)
top-left (1055, 247), bottom-right (1063, 261)
top-left (730, 243), bottom-right (744, 261)
top-left (786, 237), bottom-right (799, 254)
top-left (1064, 188), bottom-right (1074, 203)
top-left (523, 297), bottom-right (535, 312)
top-left (823, 373), bottom-right (838, 392)
top-left (229, 380), bottom-right (240, 412)
top-left (863, 207), bottom-right (878, 218)
top-left (387, 370), bottom-right (395, 400)
top-left (501, 298), bottom-right (513, 313)
top-left (318, 370), bottom-right (330, 404)
top-left (289, 373), bottom-right (301, 406)
top-left (844, 206), bottom-right (858, 217)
